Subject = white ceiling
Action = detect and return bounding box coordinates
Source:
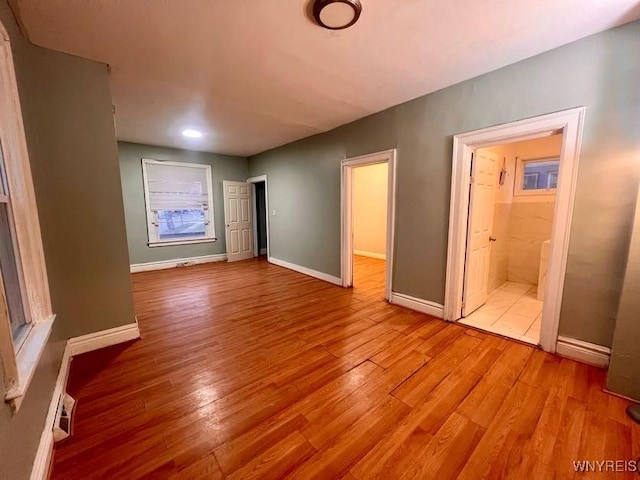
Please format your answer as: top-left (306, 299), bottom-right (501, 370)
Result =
top-left (12, 0), bottom-right (640, 157)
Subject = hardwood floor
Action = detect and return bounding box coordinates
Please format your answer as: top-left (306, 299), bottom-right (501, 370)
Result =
top-left (51, 257), bottom-right (639, 479)
top-left (353, 255), bottom-right (385, 296)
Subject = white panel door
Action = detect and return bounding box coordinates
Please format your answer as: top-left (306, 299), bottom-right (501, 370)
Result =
top-left (462, 150), bottom-right (499, 316)
top-left (223, 181), bottom-right (254, 262)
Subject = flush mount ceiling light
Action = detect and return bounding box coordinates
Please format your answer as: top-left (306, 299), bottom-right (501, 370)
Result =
top-left (313, 0), bottom-right (362, 30)
top-left (182, 129), bottom-right (203, 138)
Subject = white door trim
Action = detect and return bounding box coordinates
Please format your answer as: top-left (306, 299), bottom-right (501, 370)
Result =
top-left (444, 107), bottom-right (586, 353)
top-left (341, 149), bottom-right (397, 300)
top-left (247, 175), bottom-right (270, 260)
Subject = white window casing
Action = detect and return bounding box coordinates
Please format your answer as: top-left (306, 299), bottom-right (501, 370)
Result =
top-left (141, 159), bottom-right (216, 247)
top-left (0, 24), bottom-right (55, 412)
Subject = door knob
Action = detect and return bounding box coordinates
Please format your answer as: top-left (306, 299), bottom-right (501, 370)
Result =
top-left (489, 236), bottom-right (497, 242)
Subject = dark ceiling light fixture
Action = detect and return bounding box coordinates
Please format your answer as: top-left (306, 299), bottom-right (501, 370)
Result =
top-left (312, 0), bottom-right (362, 30)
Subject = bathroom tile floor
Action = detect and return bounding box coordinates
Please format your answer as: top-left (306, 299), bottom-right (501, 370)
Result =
top-left (458, 281), bottom-right (542, 345)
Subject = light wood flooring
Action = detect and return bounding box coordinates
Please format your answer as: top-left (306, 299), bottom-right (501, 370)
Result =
top-left (50, 256), bottom-right (639, 479)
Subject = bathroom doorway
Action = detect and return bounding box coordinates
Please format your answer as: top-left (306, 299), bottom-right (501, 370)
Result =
top-left (458, 134), bottom-right (561, 344)
top-left (444, 108), bottom-right (585, 353)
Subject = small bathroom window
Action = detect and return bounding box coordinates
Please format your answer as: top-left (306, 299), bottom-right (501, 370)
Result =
top-left (514, 157), bottom-right (559, 196)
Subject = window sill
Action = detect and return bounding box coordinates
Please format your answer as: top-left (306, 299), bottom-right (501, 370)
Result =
top-left (4, 314), bottom-right (56, 412)
top-left (513, 190), bottom-right (557, 196)
top-left (513, 193), bottom-right (556, 204)
top-left (148, 238), bottom-right (217, 248)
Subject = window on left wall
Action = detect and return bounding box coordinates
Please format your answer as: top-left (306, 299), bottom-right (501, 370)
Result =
top-left (1, 23), bottom-right (55, 411)
top-left (142, 159), bottom-right (216, 247)
top-left (0, 146), bottom-right (30, 347)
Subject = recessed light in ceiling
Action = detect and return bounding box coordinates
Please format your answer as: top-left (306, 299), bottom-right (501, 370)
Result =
top-left (182, 129), bottom-right (203, 138)
top-left (313, 0), bottom-right (362, 30)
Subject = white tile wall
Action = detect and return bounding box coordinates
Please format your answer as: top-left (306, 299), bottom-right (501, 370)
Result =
top-left (507, 202), bottom-right (555, 285)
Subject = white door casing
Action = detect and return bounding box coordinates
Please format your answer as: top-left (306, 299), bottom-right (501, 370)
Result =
top-left (223, 181), bottom-right (254, 262)
top-left (340, 149), bottom-right (397, 301)
top-left (444, 107), bottom-right (586, 353)
top-left (462, 149), bottom-right (498, 316)
top-left (247, 175), bottom-right (270, 260)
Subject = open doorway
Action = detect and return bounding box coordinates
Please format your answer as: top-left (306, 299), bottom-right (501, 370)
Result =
top-left (248, 175), bottom-right (269, 259)
top-left (445, 108), bottom-right (585, 353)
top-left (459, 134), bottom-right (562, 344)
top-left (341, 150), bottom-right (396, 300)
top-left (252, 181), bottom-right (267, 257)
top-left (353, 163), bottom-right (388, 296)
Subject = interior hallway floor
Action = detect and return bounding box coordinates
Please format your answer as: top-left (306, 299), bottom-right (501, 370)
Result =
top-left (459, 281), bottom-right (542, 345)
top-left (353, 254), bottom-right (385, 298)
top-left (51, 258), bottom-right (638, 479)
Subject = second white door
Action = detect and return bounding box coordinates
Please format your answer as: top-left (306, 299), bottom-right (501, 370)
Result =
top-left (462, 149), bottom-right (499, 316)
top-left (223, 181), bottom-right (254, 262)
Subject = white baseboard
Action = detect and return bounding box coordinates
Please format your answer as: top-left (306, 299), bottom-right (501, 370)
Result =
top-left (31, 320), bottom-right (141, 479)
top-left (555, 335), bottom-right (611, 367)
top-left (354, 250), bottom-right (386, 260)
top-left (130, 253), bottom-right (227, 273)
top-left (68, 321), bottom-right (141, 356)
top-left (268, 257), bottom-right (342, 286)
top-left (389, 292), bottom-right (444, 319)
top-left (259, 248), bottom-right (267, 255)
top-left (30, 344), bottom-right (72, 480)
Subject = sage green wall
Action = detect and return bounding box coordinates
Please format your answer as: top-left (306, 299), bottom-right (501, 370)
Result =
top-left (607, 192), bottom-right (640, 401)
top-left (15, 32), bottom-right (136, 341)
top-left (1, 2), bottom-right (136, 478)
top-left (249, 108), bottom-right (396, 276)
top-left (119, 142), bottom-right (249, 265)
top-left (250, 21), bottom-right (640, 349)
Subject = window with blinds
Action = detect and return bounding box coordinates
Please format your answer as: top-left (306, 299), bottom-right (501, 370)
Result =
top-left (0, 143), bottom-right (30, 346)
top-left (514, 157), bottom-right (559, 196)
top-left (142, 159), bottom-right (216, 245)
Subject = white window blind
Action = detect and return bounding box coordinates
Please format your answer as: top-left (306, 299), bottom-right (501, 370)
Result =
top-left (145, 162), bottom-right (209, 211)
top-left (142, 159), bottom-right (216, 246)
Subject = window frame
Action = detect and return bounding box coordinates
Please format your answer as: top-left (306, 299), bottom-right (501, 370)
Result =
top-left (522, 171), bottom-right (540, 190)
top-left (514, 156), bottom-right (559, 196)
top-left (0, 155), bottom-right (33, 351)
top-left (0, 21), bottom-right (55, 412)
top-left (141, 159), bottom-right (217, 247)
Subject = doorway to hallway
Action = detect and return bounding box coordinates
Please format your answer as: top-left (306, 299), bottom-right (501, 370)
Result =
top-left (341, 149), bottom-right (396, 300)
